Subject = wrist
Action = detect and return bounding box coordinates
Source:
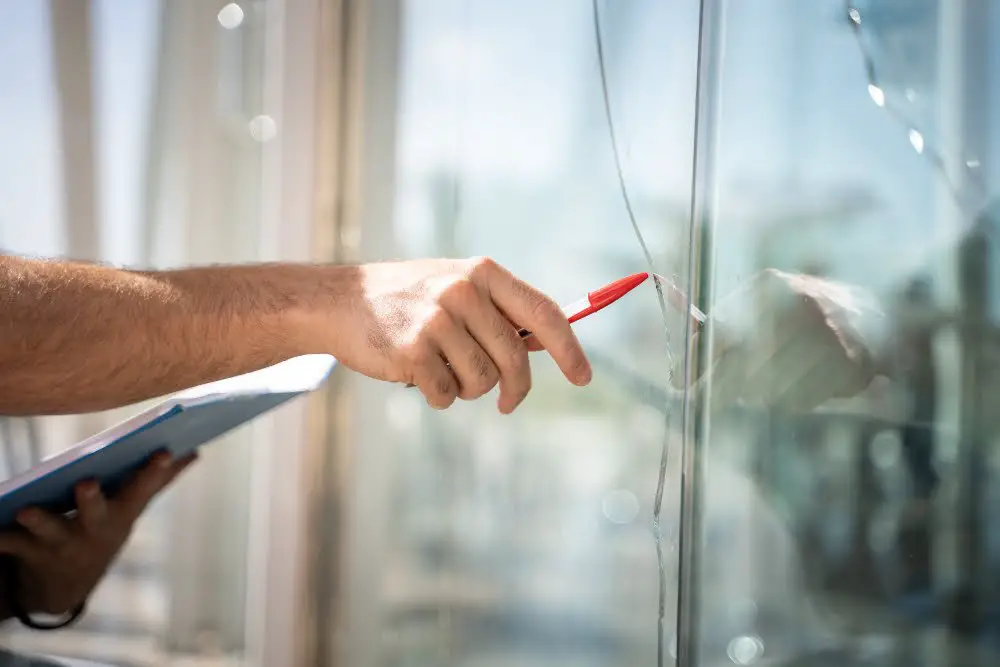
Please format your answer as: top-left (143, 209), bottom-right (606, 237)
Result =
top-left (282, 264), bottom-right (362, 357)
top-left (0, 557), bottom-right (85, 631)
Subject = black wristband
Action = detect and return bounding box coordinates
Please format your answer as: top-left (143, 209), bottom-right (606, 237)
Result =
top-left (0, 555), bottom-right (85, 631)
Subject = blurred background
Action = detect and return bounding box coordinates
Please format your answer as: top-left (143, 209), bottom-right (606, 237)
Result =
top-left (0, 0), bottom-right (999, 666)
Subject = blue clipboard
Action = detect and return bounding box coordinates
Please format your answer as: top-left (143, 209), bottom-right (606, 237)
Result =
top-left (0, 354), bottom-right (338, 528)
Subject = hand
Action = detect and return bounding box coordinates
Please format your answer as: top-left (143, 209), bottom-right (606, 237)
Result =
top-left (328, 257), bottom-right (592, 413)
top-left (0, 452), bottom-right (196, 616)
top-left (680, 269), bottom-right (881, 412)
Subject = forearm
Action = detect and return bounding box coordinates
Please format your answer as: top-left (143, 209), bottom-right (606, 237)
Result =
top-left (0, 255), bottom-right (349, 415)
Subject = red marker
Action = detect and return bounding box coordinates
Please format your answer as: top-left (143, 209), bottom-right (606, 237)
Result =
top-left (516, 271), bottom-right (649, 338)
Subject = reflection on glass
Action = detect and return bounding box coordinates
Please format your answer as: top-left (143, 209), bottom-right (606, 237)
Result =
top-left (847, 0), bottom-right (988, 217)
top-left (369, 0), bottom-right (701, 665)
top-left (685, 0), bottom-right (1000, 665)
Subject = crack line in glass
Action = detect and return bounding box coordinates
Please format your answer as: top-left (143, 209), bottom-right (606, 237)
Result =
top-left (592, 2), bottom-right (677, 665)
top-left (845, 2), bottom-right (987, 216)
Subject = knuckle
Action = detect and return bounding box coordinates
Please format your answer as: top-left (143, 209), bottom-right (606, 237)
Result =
top-left (399, 340), bottom-right (432, 367)
top-left (439, 277), bottom-right (480, 307)
top-left (462, 353), bottom-right (498, 398)
top-left (465, 255), bottom-right (497, 278)
top-left (529, 296), bottom-right (563, 327)
top-left (421, 307), bottom-right (453, 334)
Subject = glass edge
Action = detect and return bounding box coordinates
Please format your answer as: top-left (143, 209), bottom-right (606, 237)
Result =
top-left (675, 0), bottom-right (727, 664)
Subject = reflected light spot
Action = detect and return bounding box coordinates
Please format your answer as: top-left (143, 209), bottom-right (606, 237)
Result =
top-left (967, 158), bottom-right (981, 169)
top-left (905, 88), bottom-right (917, 103)
top-left (867, 84), bottom-right (885, 107)
top-left (727, 635), bottom-right (765, 665)
top-left (218, 3), bottom-right (244, 29)
top-left (870, 430), bottom-right (901, 469)
top-left (249, 115), bottom-right (277, 142)
top-left (602, 489), bottom-right (639, 525)
top-left (848, 7), bottom-right (861, 24)
top-left (909, 129), bottom-right (924, 154)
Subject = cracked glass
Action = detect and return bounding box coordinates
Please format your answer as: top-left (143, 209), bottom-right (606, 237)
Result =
top-left (348, 1), bottom-right (1000, 666)
top-left (680, 1), bottom-right (1000, 665)
top-left (367, 1), bottom-right (700, 665)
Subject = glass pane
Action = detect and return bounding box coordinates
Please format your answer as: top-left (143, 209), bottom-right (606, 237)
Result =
top-left (361, 1), bottom-right (701, 665)
top-left (0, 1), bottom-right (269, 663)
top-left (685, 0), bottom-right (1000, 665)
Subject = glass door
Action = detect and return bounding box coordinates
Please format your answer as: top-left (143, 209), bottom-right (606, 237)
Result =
top-left (328, 1), bottom-right (705, 665)
top-left (680, 1), bottom-right (1000, 665)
